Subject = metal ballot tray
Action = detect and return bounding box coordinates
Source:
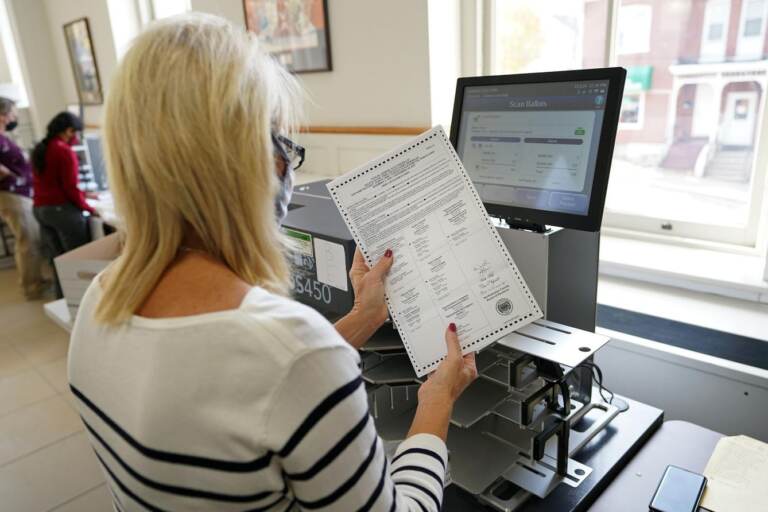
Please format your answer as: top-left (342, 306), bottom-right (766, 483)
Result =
top-left (496, 319), bottom-right (610, 370)
top-left (361, 318), bottom-right (622, 511)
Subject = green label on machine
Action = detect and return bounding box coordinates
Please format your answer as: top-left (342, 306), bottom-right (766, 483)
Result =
top-left (283, 228), bottom-right (313, 259)
top-left (282, 227), bottom-right (315, 274)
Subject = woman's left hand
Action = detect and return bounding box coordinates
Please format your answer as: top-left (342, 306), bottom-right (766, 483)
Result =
top-left (349, 247), bottom-right (393, 326)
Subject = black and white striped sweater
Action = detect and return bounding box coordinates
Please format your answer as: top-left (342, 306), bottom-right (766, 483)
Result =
top-left (68, 280), bottom-right (447, 512)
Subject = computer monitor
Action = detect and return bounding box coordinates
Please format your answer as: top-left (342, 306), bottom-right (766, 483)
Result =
top-left (84, 134), bottom-right (108, 191)
top-left (450, 67), bottom-right (626, 232)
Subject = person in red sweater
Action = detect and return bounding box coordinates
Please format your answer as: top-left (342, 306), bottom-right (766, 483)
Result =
top-left (32, 112), bottom-right (97, 260)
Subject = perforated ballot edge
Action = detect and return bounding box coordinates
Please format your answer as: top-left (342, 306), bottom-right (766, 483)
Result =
top-left (327, 126), bottom-right (543, 376)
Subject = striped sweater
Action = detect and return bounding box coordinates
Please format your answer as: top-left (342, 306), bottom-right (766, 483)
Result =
top-left (68, 280), bottom-right (447, 511)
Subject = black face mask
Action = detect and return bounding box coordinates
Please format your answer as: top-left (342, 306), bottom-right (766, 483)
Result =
top-left (5, 120), bottom-right (17, 132)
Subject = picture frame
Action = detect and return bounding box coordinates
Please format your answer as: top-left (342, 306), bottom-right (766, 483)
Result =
top-left (243, 0), bottom-right (332, 73)
top-left (63, 17), bottom-right (103, 105)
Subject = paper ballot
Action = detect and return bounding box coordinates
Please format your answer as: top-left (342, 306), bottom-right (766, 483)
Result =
top-left (701, 435), bottom-right (768, 512)
top-left (327, 126), bottom-right (542, 376)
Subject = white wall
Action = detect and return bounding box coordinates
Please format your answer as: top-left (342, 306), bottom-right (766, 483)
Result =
top-left (296, 0), bottom-right (431, 127)
top-left (427, 0), bottom-right (461, 129)
top-left (17, 0), bottom-right (434, 132)
top-left (189, 0), bottom-right (435, 176)
top-left (6, 0), bottom-right (65, 136)
top-left (11, 0), bottom-right (436, 173)
top-left (596, 328), bottom-right (768, 442)
top-left (192, 0), bottom-right (433, 127)
top-left (43, 0), bottom-right (118, 126)
top-left (0, 35), bottom-right (12, 83)
top-left (189, 0), bottom-right (245, 26)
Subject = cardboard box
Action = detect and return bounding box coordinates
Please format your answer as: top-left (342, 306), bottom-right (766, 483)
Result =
top-left (54, 234), bottom-right (120, 318)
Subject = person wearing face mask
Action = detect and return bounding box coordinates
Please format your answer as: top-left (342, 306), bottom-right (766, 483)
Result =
top-left (31, 111), bottom-right (97, 263)
top-left (0, 97), bottom-right (46, 299)
top-left (272, 132), bottom-right (302, 220)
top-left (68, 15), bottom-right (477, 512)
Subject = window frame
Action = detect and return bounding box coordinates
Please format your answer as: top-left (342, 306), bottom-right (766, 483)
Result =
top-left (480, 0), bottom-right (768, 251)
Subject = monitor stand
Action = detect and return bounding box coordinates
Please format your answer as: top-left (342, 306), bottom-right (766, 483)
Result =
top-left (495, 222), bottom-right (600, 404)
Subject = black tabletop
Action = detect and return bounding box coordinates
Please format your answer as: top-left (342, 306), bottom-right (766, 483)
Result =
top-left (444, 395), bottom-right (664, 511)
top-left (589, 420), bottom-right (722, 511)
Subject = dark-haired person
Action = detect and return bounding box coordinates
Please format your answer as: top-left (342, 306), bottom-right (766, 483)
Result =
top-left (32, 112), bottom-right (97, 259)
top-left (0, 97), bottom-right (46, 299)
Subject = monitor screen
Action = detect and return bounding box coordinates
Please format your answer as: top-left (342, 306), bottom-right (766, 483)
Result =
top-left (451, 68), bottom-right (625, 231)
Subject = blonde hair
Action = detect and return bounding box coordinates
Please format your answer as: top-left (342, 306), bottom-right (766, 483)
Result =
top-left (96, 13), bottom-right (301, 324)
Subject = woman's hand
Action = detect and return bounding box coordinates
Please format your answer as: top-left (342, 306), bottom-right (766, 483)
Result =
top-left (349, 247), bottom-right (393, 326)
top-left (334, 248), bottom-right (393, 349)
top-left (419, 323), bottom-right (478, 404)
top-left (407, 323), bottom-right (478, 441)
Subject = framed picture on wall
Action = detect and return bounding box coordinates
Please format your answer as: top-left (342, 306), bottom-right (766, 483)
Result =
top-left (63, 17), bottom-right (103, 105)
top-left (243, 0), bottom-right (332, 73)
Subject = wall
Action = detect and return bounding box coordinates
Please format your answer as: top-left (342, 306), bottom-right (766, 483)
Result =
top-left (190, 0), bottom-right (435, 176)
top-left (192, 0), bottom-right (432, 127)
top-left (189, 0), bottom-right (245, 28)
top-left (0, 34), bottom-right (12, 83)
top-left (428, 0), bottom-right (461, 129)
top-left (43, 0), bottom-right (118, 127)
top-left (13, 0), bottom-right (436, 174)
top-left (596, 328), bottom-right (768, 442)
top-left (6, 0), bottom-right (65, 136)
top-left (297, 0), bottom-right (431, 127)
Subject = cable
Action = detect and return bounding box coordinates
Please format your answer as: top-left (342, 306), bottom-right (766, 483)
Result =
top-left (580, 361), bottom-right (613, 403)
top-left (579, 361), bottom-right (629, 413)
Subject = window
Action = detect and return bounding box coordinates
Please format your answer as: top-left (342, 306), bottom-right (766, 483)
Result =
top-left (490, 0), bottom-right (609, 75)
top-left (743, 0), bottom-right (765, 35)
top-left (609, 0), bottom-right (767, 245)
top-left (619, 93), bottom-right (644, 129)
top-left (616, 4), bottom-right (652, 55)
top-left (708, 23), bottom-right (724, 40)
top-left (151, 0), bottom-right (191, 19)
top-left (137, 0), bottom-right (191, 25)
top-left (700, 0), bottom-right (730, 62)
top-left (736, 0), bottom-right (768, 59)
top-left (487, 0), bottom-right (768, 247)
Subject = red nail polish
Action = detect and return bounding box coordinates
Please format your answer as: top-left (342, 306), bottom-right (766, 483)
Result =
top-left (385, 249), bottom-right (392, 258)
top-left (449, 323), bottom-right (456, 332)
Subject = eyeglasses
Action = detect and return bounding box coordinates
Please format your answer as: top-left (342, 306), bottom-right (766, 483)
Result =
top-left (272, 133), bottom-right (305, 171)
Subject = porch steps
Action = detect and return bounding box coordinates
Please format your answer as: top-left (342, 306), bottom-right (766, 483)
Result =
top-left (705, 149), bottom-right (753, 182)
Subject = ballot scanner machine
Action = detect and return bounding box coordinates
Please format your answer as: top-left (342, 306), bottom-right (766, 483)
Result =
top-left (283, 68), bottom-right (663, 511)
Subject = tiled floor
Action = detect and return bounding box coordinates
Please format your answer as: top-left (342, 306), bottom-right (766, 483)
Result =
top-left (0, 266), bottom-right (112, 511)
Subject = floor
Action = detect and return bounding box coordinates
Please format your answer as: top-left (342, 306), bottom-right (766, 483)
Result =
top-left (0, 265), bottom-right (112, 511)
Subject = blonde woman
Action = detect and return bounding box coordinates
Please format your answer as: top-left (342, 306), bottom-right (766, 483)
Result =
top-left (68, 13), bottom-right (477, 512)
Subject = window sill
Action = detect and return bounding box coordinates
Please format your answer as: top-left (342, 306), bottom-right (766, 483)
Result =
top-left (597, 275), bottom-right (768, 345)
top-left (599, 233), bottom-right (768, 303)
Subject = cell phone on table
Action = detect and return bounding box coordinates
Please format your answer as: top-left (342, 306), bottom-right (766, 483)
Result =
top-left (649, 465), bottom-right (707, 512)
